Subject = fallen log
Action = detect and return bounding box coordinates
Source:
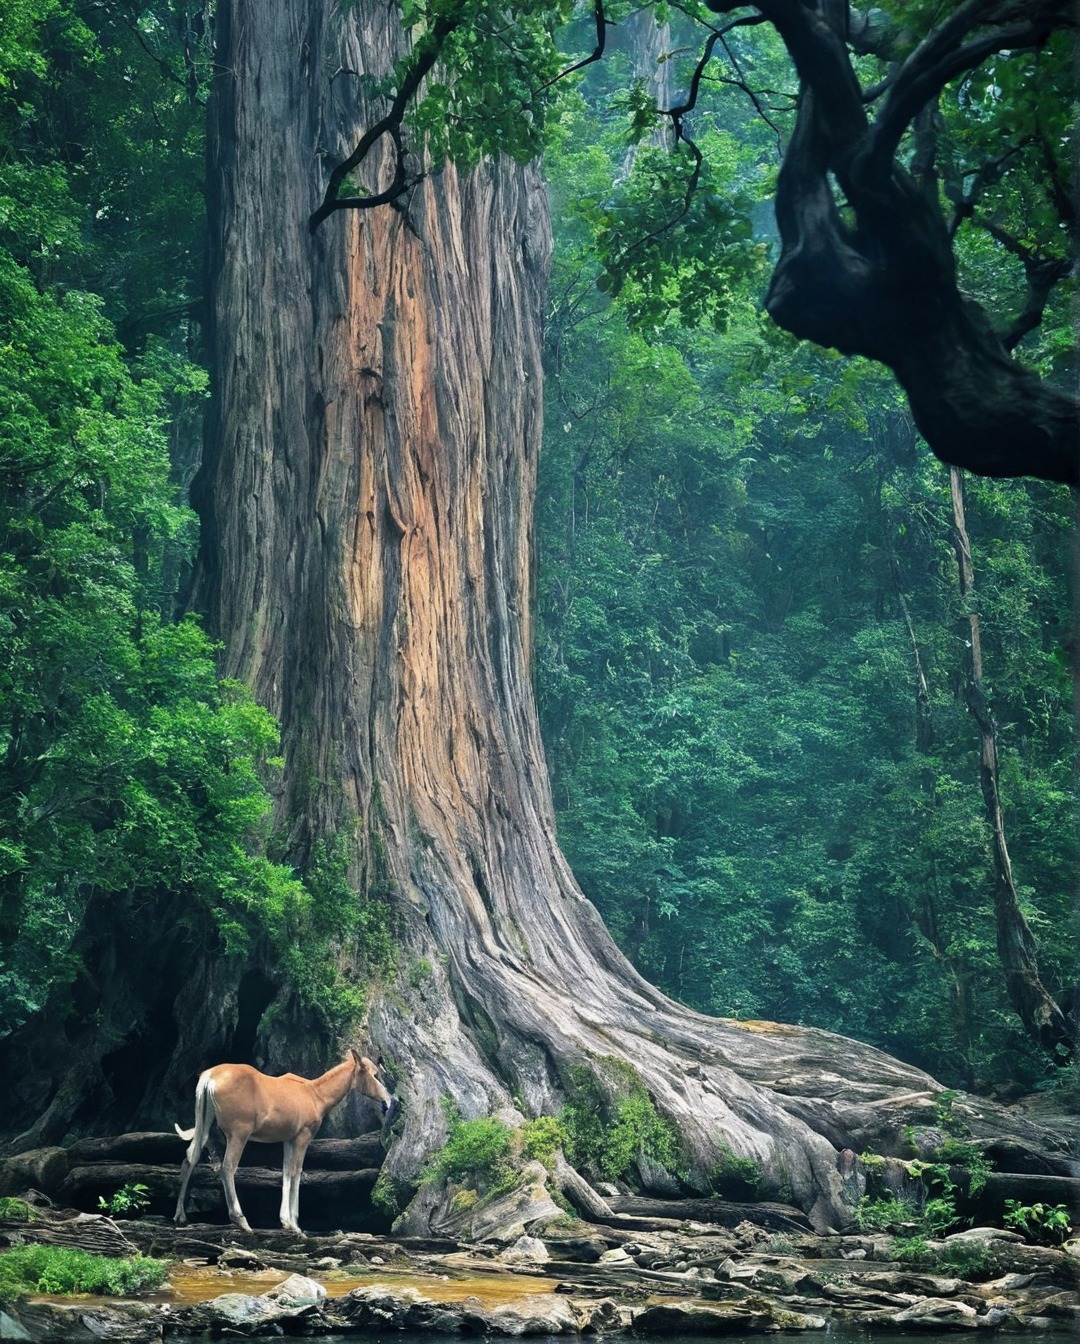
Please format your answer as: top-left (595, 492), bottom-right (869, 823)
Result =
top-left (604, 1194), bottom-right (813, 1234)
top-left (968, 1172), bottom-right (1080, 1221)
top-left (64, 1130), bottom-right (385, 1170)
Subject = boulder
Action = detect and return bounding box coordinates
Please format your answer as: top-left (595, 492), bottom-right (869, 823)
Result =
top-left (263, 1271), bottom-right (327, 1305)
top-left (944, 1226), bottom-right (1024, 1244)
top-left (633, 1298), bottom-right (826, 1333)
top-left (183, 1287), bottom-right (322, 1335)
top-left (498, 1234), bottom-right (550, 1264)
top-left (887, 1297), bottom-right (981, 1328)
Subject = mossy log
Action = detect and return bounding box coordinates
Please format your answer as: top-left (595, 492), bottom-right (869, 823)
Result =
top-left (604, 1194), bottom-right (813, 1234)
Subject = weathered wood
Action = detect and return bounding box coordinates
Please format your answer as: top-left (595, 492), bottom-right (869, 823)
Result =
top-left (59, 1161), bottom-right (379, 1204)
top-left (0, 1211), bottom-right (138, 1258)
top-left (605, 1195), bottom-right (814, 1234)
top-left (63, 1130), bottom-right (385, 1170)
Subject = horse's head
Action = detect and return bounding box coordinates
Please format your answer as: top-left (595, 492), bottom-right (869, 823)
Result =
top-left (349, 1048), bottom-right (396, 1119)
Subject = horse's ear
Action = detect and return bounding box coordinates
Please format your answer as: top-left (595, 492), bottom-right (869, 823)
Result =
top-left (349, 1047), bottom-right (363, 1067)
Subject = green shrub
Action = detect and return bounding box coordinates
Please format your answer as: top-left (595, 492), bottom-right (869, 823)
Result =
top-left (933, 1138), bottom-right (993, 1195)
top-left (560, 1062), bottom-right (679, 1184)
top-left (0, 1246), bottom-right (167, 1298)
top-left (97, 1183), bottom-right (150, 1218)
top-left (428, 1114), bottom-right (515, 1188)
top-left (1003, 1200), bottom-right (1072, 1246)
top-left (708, 1143), bottom-right (764, 1198)
top-left (935, 1239), bottom-right (993, 1277)
top-left (891, 1234), bottom-right (933, 1264)
top-left (854, 1192), bottom-right (921, 1232)
top-left (520, 1115), bottom-right (569, 1167)
top-left (0, 1199), bottom-right (35, 1221)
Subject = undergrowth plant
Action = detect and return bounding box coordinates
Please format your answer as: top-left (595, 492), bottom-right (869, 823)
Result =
top-left (98, 1183), bottom-right (150, 1218)
top-left (0, 1246), bottom-right (167, 1298)
top-left (1003, 1200), bottom-right (1072, 1246)
top-left (560, 1061), bottom-right (679, 1184)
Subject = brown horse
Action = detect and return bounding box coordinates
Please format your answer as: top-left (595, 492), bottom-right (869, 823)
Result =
top-left (173, 1048), bottom-right (394, 1233)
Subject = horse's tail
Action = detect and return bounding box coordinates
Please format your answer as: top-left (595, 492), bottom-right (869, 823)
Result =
top-left (175, 1071), bottom-right (215, 1164)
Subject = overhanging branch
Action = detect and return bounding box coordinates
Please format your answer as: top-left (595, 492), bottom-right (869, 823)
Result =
top-left (309, 12), bottom-right (457, 233)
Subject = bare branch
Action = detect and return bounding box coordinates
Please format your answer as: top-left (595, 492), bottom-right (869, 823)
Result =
top-left (537, 0), bottom-right (608, 94)
top-left (309, 12), bottom-right (457, 233)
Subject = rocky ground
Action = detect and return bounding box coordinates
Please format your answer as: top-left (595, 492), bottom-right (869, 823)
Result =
top-left (1, 1197), bottom-right (1078, 1341)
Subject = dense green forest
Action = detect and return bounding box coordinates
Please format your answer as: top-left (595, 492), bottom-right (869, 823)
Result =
top-left (0, 0), bottom-right (1074, 1125)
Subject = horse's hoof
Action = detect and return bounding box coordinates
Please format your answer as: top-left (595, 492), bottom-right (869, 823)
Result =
top-left (234, 1218), bottom-right (253, 1233)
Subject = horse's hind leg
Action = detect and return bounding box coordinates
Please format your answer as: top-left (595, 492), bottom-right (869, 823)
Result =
top-left (221, 1132), bottom-right (252, 1233)
top-left (174, 1155), bottom-right (197, 1226)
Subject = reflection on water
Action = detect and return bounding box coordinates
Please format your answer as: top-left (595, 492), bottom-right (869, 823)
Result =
top-left (164, 1334), bottom-right (1077, 1344)
top-left (156, 1262), bottom-right (556, 1306)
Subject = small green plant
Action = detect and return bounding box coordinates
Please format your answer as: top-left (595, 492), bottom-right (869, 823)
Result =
top-left (934, 1138), bottom-right (993, 1195)
top-left (891, 1234), bottom-right (933, 1264)
top-left (97, 1183), bottom-right (151, 1218)
top-left (933, 1089), bottom-right (969, 1137)
top-left (854, 1192), bottom-right (920, 1232)
top-left (0, 1198), bottom-right (36, 1221)
top-left (427, 1111), bottom-right (515, 1190)
top-left (370, 1168), bottom-right (402, 1219)
top-left (708, 1143), bottom-right (764, 1198)
top-left (935, 1239), bottom-right (993, 1277)
top-left (1003, 1200), bottom-right (1073, 1247)
top-left (520, 1115), bottom-right (569, 1168)
top-left (0, 1246), bottom-right (167, 1298)
top-left (559, 1061), bottom-right (679, 1184)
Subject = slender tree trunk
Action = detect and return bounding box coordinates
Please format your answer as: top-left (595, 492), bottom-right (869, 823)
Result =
top-left (946, 469), bottom-right (1072, 1057)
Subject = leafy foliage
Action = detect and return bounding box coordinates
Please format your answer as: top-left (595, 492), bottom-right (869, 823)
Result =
top-left (1003, 1200), bottom-right (1073, 1247)
top-left (560, 1062), bottom-right (679, 1184)
top-left (0, 1), bottom-right (381, 1038)
top-left (536, 44), bottom-right (1077, 1084)
top-left (426, 1106), bottom-right (515, 1190)
top-left (97, 1183), bottom-right (150, 1218)
top-left (0, 1245), bottom-right (167, 1297)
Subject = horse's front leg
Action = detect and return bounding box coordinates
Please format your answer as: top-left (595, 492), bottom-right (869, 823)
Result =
top-left (221, 1131), bottom-right (253, 1233)
top-left (282, 1133), bottom-right (312, 1234)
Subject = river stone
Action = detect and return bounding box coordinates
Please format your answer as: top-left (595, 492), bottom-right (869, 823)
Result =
top-left (341, 1284), bottom-right (469, 1333)
top-left (486, 1294), bottom-right (581, 1335)
top-left (0, 1303), bottom-right (161, 1343)
top-left (856, 1271), bottom-right (962, 1296)
top-left (945, 1226), bottom-right (1024, 1244)
top-left (888, 1297), bottom-right (981, 1328)
top-left (264, 1271), bottom-right (327, 1304)
top-left (633, 1298), bottom-right (826, 1333)
top-left (187, 1289), bottom-right (322, 1334)
top-left (499, 1234), bottom-right (550, 1263)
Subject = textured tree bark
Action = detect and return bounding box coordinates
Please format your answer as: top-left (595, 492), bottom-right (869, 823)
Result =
top-left (179, 0), bottom-right (1077, 1232)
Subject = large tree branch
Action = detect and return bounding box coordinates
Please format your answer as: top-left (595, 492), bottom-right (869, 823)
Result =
top-left (866, 0), bottom-right (1073, 173)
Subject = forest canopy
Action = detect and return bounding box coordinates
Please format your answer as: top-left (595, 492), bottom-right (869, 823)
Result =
top-left (0, 0), bottom-right (1074, 1171)
top-left (314, 0), bottom-right (1078, 486)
